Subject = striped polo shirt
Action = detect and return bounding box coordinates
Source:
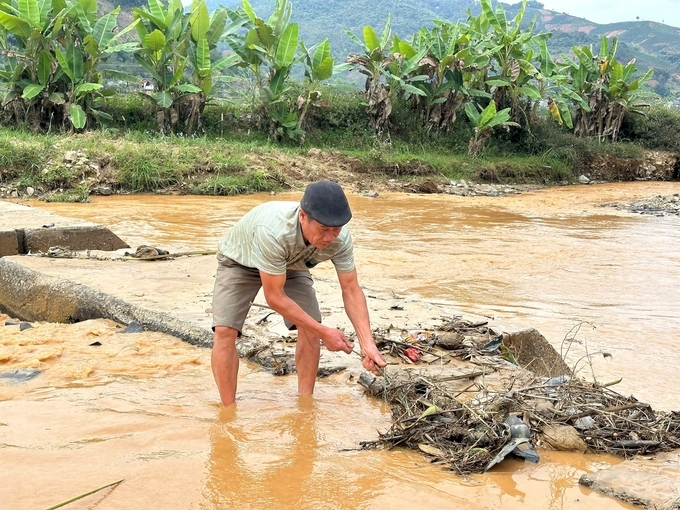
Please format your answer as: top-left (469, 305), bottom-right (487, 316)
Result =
top-left (217, 201), bottom-right (355, 276)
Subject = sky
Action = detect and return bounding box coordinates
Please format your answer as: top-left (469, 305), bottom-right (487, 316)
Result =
top-left (515, 0), bottom-right (680, 29)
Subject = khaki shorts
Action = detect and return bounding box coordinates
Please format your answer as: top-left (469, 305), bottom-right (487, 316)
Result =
top-left (211, 255), bottom-right (321, 334)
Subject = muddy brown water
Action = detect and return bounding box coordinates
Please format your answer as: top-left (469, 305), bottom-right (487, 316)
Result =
top-left (3, 182), bottom-right (679, 509)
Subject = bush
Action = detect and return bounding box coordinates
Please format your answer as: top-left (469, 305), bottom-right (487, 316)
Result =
top-left (620, 105), bottom-right (680, 153)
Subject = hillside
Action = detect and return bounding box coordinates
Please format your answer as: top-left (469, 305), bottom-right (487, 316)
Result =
top-left (111, 0), bottom-right (680, 94)
top-left (205, 0), bottom-right (680, 93)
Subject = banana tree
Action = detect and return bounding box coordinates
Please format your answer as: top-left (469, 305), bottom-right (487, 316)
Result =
top-left (225, 0), bottom-right (300, 139)
top-left (58, 2), bottom-right (139, 129)
top-left (344, 15), bottom-right (395, 133)
top-left (132, 0), bottom-right (195, 134)
top-left (562, 36), bottom-right (653, 142)
top-left (471, 0), bottom-right (548, 129)
top-left (406, 21), bottom-right (492, 132)
top-left (465, 99), bottom-right (518, 157)
top-left (0, 0), bottom-right (136, 131)
top-left (184, 1), bottom-right (245, 133)
top-left (296, 38), bottom-right (350, 132)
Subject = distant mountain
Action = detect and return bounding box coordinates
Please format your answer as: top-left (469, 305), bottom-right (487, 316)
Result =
top-left (115, 0), bottom-right (680, 95)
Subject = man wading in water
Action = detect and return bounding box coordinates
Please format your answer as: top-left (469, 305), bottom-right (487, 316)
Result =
top-left (211, 180), bottom-right (387, 406)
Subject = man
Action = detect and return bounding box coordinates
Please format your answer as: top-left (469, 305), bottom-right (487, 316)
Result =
top-left (211, 180), bottom-right (387, 406)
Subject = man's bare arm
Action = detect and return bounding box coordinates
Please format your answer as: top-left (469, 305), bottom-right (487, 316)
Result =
top-left (259, 271), bottom-right (353, 353)
top-left (337, 269), bottom-right (387, 374)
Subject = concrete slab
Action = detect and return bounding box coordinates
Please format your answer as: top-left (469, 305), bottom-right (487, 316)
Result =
top-left (0, 200), bottom-right (129, 254)
top-left (579, 451), bottom-right (680, 509)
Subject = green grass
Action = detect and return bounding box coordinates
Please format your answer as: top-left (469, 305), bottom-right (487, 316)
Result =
top-left (191, 170), bottom-right (279, 195)
top-left (0, 86), bottom-right (675, 196)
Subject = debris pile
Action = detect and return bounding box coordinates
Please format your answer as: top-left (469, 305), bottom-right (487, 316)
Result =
top-left (356, 317), bottom-right (680, 474)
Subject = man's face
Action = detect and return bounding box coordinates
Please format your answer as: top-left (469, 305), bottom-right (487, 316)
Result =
top-left (299, 210), bottom-right (342, 249)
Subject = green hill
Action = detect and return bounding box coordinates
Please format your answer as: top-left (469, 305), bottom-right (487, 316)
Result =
top-left (112, 0), bottom-right (680, 95)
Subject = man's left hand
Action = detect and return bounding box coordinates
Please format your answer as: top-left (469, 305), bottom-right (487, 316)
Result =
top-left (360, 344), bottom-right (387, 376)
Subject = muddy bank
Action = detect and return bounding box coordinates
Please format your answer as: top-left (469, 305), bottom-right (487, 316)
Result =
top-left (599, 193), bottom-right (680, 216)
top-left (0, 145), bottom-right (677, 202)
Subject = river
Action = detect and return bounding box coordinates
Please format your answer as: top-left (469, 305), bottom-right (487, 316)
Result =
top-left (2, 181), bottom-right (679, 509)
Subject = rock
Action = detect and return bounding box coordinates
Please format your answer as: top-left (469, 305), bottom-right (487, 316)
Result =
top-left (64, 150), bottom-right (80, 162)
top-left (26, 186), bottom-right (35, 197)
top-left (534, 400), bottom-right (556, 417)
top-left (0, 368), bottom-right (42, 382)
top-left (541, 425), bottom-right (587, 452)
top-left (435, 332), bottom-right (465, 349)
top-left (116, 321), bottom-right (145, 334)
top-left (358, 371), bottom-right (385, 397)
top-left (96, 186), bottom-right (113, 196)
top-left (503, 328), bottom-right (571, 378)
top-left (578, 175), bottom-right (590, 184)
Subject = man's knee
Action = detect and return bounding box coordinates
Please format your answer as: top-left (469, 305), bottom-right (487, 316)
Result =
top-left (296, 327), bottom-right (320, 345)
top-left (213, 326), bottom-right (238, 346)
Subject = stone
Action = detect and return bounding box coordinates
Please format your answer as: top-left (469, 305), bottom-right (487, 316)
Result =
top-left (435, 332), bottom-right (465, 349)
top-left (0, 368), bottom-right (42, 382)
top-left (96, 186), bottom-right (113, 196)
top-left (26, 187), bottom-right (35, 197)
top-left (116, 321), bottom-right (145, 334)
top-left (578, 175), bottom-right (590, 184)
top-left (64, 150), bottom-right (79, 162)
top-left (541, 425), bottom-right (587, 452)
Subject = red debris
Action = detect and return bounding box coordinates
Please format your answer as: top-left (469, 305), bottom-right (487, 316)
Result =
top-left (404, 347), bottom-right (422, 363)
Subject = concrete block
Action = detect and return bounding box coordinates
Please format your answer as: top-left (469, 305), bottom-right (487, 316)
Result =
top-left (23, 225), bottom-right (129, 253)
top-left (0, 229), bottom-right (19, 257)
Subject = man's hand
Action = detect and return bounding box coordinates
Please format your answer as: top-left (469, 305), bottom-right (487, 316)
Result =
top-left (319, 326), bottom-right (354, 354)
top-left (359, 343), bottom-right (387, 376)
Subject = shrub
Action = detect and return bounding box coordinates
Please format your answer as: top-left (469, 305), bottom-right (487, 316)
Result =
top-left (620, 105), bottom-right (680, 153)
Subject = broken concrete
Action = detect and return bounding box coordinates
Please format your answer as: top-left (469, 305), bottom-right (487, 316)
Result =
top-left (0, 229), bottom-right (19, 257)
top-left (0, 259), bottom-right (212, 347)
top-left (579, 451), bottom-right (680, 509)
top-left (22, 225), bottom-right (129, 253)
top-left (0, 200), bottom-right (129, 256)
top-left (504, 328), bottom-right (572, 378)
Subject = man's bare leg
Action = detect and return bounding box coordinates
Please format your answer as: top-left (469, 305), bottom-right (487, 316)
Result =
top-left (212, 326), bottom-right (240, 406)
top-left (295, 327), bottom-right (321, 396)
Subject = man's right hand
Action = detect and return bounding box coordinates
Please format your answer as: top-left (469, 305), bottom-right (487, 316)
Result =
top-left (319, 326), bottom-right (354, 354)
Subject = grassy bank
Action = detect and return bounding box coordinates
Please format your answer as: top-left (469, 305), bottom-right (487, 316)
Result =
top-left (0, 91), bottom-right (674, 201)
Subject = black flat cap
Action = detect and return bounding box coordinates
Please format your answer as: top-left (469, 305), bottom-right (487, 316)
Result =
top-left (300, 180), bottom-right (352, 227)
